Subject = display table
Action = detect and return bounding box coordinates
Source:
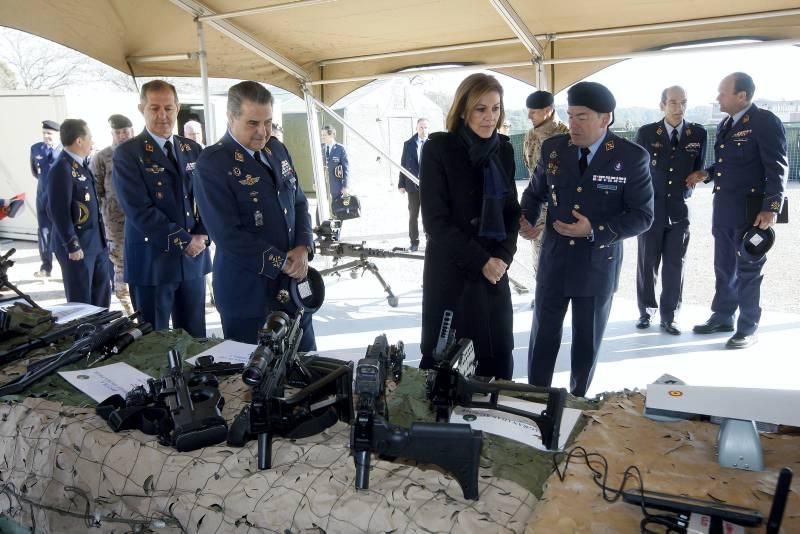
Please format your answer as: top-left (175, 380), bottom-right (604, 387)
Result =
top-left (0, 330), bottom-right (591, 533)
top-left (527, 393), bottom-right (800, 533)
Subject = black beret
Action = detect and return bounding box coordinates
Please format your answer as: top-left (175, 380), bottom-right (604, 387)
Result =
top-left (739, 227), bottom-right (775, 261)
top-left (108, 114), bottom-right (133, 129)
top-left (526, 90), bottom-right (554, 110)
top-left (41, 120), bottom-right (60, 131)
top-left (567, 82), bottom-right (616, 113)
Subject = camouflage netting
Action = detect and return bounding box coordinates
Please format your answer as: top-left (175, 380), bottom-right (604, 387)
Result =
top-left (0, 330), bottom-right (594, 533)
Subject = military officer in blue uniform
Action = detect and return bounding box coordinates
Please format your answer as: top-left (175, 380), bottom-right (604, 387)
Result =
top-left (320, 125), bottom-right (350, 200)
top-left (634, 86), bottom-right (707, 335)
top-left (47, 119), bottom-right (111, 307)
top-left (195, 81), bottom-right (316, 350)
top-left (113, 80), bottom-right (211, 337)
top-left (30, 119), bottom-right (61, 278)
top-left (687, 72), bottom-right (787, 349)
top-left (520, 82), bottom-right (654, 397)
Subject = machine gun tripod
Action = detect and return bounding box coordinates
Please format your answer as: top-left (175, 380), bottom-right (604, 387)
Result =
top-left (314, 220), bottom-right (422, 307)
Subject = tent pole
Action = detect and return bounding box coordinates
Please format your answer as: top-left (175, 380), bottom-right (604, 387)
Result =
top-left (196, 20), bottom-right (213, 144)
top-left (489, 0), bottom-right (543, 58)
top-left (308, 93), bottom-right (418, 186)
top-left (303, 87), bottom-right (332, 222)
top-left (198, 0), bottom-right (336, 22)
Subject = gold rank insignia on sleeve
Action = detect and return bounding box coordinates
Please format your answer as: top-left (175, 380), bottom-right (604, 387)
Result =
top-left (173, 236), bottom-right (187, 248)
top-left (234, 151), bottom-right (244, 162)
top-left (269, 253), bottom-right (283, 269)
top-left (656, 127), bottom-right (663, 135)
top-left (144, 142), bottom-right (154, 153)
top-left (605, 140), bottom-right (615, 152)
top-left (771, 200), bottom-right (780, 211)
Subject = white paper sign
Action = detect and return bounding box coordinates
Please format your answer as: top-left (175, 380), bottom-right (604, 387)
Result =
top-left (47, 302), bottom-right (106, 324)
top-left (59, 362), bottom-right (153, 402)
top-left (185, 339), bottom-right (258, 366)
top-left (450, 395), bottom-right (582, 451)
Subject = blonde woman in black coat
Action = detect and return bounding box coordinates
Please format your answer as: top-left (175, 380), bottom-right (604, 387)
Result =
top-left (419, 73), bottom-right (521, 379)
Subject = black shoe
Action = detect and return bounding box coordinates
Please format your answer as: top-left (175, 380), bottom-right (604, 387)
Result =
top-left (636, 316), bottom-right (651, 329)
top-left (692, 319), bottom-right (734, 334)
top-left (726, 332), bottom-right (758, 349)
top-left (660, 321), bottom-right (681, 335)
top-left (409, 243), bottom-right (419, 252)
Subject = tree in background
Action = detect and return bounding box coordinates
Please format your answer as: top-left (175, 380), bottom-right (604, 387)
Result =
top-left (0, 60), bottom-right (16, 89)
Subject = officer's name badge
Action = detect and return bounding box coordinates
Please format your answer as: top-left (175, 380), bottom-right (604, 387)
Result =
top-left (234, 151), bottom-right (244, 162)
top-left (281, 160), bottom-right (292, 177)
top-left (733, 129), bottom-right (751, 138)
top-left (84, 193), bottom-right (90, 201)
top-left (185, 161), bottom-right (196, 172)
top-left (593, 175), bottom-right (626, 184)
top-left (239, 175), bottom-right (260, 186)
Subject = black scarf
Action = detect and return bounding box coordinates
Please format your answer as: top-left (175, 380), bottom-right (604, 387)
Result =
top-left (458, 124), bottom-right (508, 240)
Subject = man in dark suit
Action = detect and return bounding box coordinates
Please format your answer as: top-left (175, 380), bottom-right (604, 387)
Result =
top-left (687, 72), bottom-right (787, 349)
top-left (30, 120), bottom-right (60, 278)
top-left (195, 81), bottom-right (316, 349)
top-left (634, 86), bottom-right (707, 335)
top-left (47, 119), bottom-right (111, 307)
top-left (113, 80), bottom-right (211, 337)
top-left (398, 118), bottom-right (429, 251)
top-left (520, 82), bottom-right (654, 397)
top-left (320, 125), bottom-right (349, 201)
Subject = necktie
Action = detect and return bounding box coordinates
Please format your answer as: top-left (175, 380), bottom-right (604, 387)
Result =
top-left (670, 129), bottom-right (679, 149)
top-left (326, 145), bottom-right (331, 159)
top-left (163, 140), bottom-right (179, 170)
top-left (719, 117), bottom-right (733, 140)
top-left (579, 147), bottom-right (590, 175)
top-left (254, 150), bottom-right (271, 170)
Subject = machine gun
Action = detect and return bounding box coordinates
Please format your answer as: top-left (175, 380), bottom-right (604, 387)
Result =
top-left (426, 310), bottom-right (568, 451)
top-left (0, 311), bottom-right (141, 397)
top-left (0, 248), bottom-right (40, 309)
top-left (314, 219), bottom-right (422, 307)
top-left (350, 334), bottom-right (483, 500)
top-left (228, 310), bottom-right (354, 469)
top-left (97, 349), bottom-right (230, 452)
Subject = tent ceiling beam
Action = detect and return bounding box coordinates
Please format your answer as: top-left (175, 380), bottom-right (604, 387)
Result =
top-left (309, 37), bottom-right (800, 87)
top-left (127, 53), bottom-right (197, 63)
top-left (169, 0), bottom-right (310, 82)
top-left (318, 7), bottom-right (800, 67)
top-left (489, 0), bottom-right (543, 58)
top-left (196, 0), bottom-right (336, 22)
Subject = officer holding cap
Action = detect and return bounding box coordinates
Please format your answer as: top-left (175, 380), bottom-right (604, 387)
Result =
top-left (194, 81), bottom-right (316, 350)
top-left (30, 119), bottom-right (61, 278)
top-left (520, 81), bottom-right (654, 397)
top-left (686, 72), bottom-right (787, 349)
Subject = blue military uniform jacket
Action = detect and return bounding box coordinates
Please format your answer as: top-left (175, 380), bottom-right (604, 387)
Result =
top-left (635, 120), bottom-right (707, 226)
top-left (30, 142), bottom-right (58, 225)
top-left (322, 143), bottom-right (349, 197)
top-left (113, 130), bottom-right (211, 285)
top-left (398, 134), bottom-right (423, 193)
top-left (705, 104), bottom-right (788, 228)
top-left (195, 133), bottom-right (314, 318)
top-left (47, 152), bottom-right (107, 257)
top-left (521, 131), bottom-right (654, 297)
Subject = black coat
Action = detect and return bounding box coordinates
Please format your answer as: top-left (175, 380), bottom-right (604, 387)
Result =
top-left (419, 130), bottom-right (520, 379)
top-left (398, 134), bottom-right (422, 192)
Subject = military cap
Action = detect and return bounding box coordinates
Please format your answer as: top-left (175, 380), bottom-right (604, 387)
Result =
top-left (739, 227), bottom-right (775, 262)
top-left (108, 114), bottom-right (133, 129)
top-left (567, 82), bottom-right (616, 113)
top-left (289, 267), bottom-right (326, 313)
top-left (41, 120), bottom-right (60, 131)
top-left (526, 90), bottom-right (554, 110)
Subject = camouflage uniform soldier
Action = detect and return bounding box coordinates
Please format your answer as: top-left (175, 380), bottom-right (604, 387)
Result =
top-left (91, 114), bottom-right (135, 314)
top-left (522, 91), bottom-right (569, 296)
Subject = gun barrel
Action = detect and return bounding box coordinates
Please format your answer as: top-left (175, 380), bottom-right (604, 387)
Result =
top-left (354, 449), bottom-right (371, 490)
top-left (257, 432), bottom-right (272, 470)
